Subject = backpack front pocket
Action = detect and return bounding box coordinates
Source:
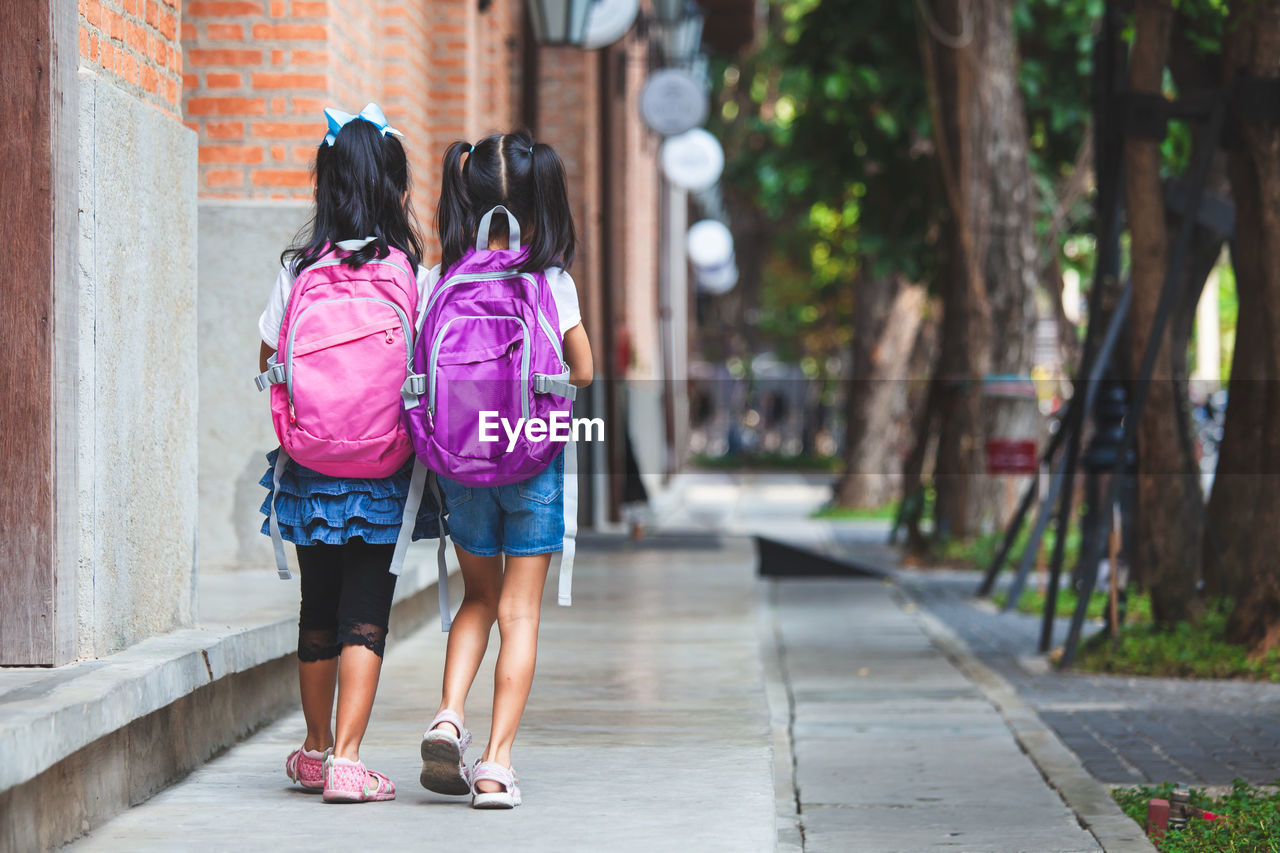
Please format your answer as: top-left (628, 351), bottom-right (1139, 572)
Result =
top-left (430, 315), bottom-right (529, 460)
top-left (287, 298), bottom-right (412, 441)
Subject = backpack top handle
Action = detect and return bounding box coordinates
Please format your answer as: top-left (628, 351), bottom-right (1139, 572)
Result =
top-left (475, 204), bottom-right (522, 252)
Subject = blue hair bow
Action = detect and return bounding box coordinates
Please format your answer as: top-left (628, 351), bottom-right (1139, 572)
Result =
top-left (322, 102), bottom-right (404, 147)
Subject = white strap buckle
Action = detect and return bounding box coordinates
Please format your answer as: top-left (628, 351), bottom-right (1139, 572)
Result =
top-left (532, 370), bottom-right (577, 401)
top-left (401, 373), bottom-right (427, 410)
top-left (254, 362), bottom-right (286, 391)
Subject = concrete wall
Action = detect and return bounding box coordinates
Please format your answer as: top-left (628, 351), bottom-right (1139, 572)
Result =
top-left (76, 68), bottom-right (199, 657)
top-left (196, 201), bottom-right (309, 573)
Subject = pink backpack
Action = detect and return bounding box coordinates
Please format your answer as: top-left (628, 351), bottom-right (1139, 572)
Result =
top-left (255, 243), bottom-right (424, 578)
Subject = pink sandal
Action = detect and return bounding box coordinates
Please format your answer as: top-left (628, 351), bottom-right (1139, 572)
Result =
top-left (284, 746), bottom-right (328, 791)
top-left (470, 760), bottom-right (521, 809)
top-left (419, 710), bottom-right (473, 795)
top-left (322, 755), bottom-right (396, 803)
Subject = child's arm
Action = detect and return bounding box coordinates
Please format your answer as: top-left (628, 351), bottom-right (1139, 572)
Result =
top-left (563, 323), bottom-right (593, 388)
top-left (260, 265), bottom-right (291, 373)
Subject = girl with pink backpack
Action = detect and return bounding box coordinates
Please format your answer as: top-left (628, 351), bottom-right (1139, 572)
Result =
top-left (254, 104), bottom-right (444, 804)
top-left (409, 131), bottom-right (592, 808)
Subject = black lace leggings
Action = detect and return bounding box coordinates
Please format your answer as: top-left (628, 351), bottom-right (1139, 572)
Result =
top-left (296, 539), bottom-right (399, 662)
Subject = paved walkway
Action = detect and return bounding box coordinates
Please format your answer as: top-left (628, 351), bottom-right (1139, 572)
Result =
top-left (904, 571), bottom-right (1280, 787)
top-left (70, 537), bottom-right (774, 852)
top-left (766, 577), bottom-right (1101, 853)
top-left (64, 473), bottom-right (1169, 852)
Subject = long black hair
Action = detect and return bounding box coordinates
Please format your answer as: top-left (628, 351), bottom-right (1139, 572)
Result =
top-left (436, 129), bottom-right (576, 275)
top-left (282, 117), bottom-right (424, 274)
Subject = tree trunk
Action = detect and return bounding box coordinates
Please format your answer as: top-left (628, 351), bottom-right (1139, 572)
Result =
top-left (1121, 0), bottom-right (1203, 626)
top-left (971, 0), bottom-right (1042, 528)
top-left (1204, 245), bottom-right (1267, 599)
top-left (1166, 22), bottom-right (1230, 496)
top-left (920, 0), bottom-right (1038, 541)
top-left (836, 275), bottom-right (929, 508)
top-left (1215, 1), bottom-right (1280, 649)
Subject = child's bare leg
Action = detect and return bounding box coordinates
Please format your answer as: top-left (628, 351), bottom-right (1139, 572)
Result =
top-left (477, 552), bottom-right (551, 790)
top-left (333, 643), bottom-right (386, 761)
top-left (433, 548), bottom-right (504, 735)
top-left (299, 656), bottom-right (338, 752)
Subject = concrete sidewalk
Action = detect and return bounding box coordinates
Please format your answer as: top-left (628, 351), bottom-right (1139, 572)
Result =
top-left (63, 472), bottom-right (1157, 852)
top-left (765, 578), bottom-right (1103, 853)
top-left (69, 537), bottom-right (774, 853)
top-left (666, 473), bottom-right (1146, 851)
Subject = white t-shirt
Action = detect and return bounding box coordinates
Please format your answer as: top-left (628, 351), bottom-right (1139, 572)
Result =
top-left (258, 262), bottom-right (582, 347)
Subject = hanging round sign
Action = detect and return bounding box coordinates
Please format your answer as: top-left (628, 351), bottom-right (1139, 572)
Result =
top-left (686, 219), bottom-right (734, 269)
top-left (640, 69), bottom-right (708, 136)
top-left (581, 0), bottom-right (640, 49)
top-left (660, 128), bottom-right (724, 191)
top-left (697, 260), bottom-right (738, 294)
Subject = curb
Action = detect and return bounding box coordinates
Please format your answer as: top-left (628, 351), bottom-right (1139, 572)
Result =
top-left (901, 589), bottom-right (1155, 853)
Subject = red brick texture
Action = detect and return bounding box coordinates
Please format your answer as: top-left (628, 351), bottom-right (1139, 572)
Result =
top-left (182, 0), bottom-right (524, 202)
top-left (611, 34), bottom-right (662, 379)
top-left (79, 0), bottom-right (185, 114)
top-left (537, 46), bottom-right (604, 338)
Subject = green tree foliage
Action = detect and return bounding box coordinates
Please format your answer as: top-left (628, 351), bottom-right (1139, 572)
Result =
top-left (711, 0), bottom-right (1102, 360)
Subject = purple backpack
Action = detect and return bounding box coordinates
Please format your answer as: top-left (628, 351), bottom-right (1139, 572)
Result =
top-left (401, 206), bottom-right (578, 629)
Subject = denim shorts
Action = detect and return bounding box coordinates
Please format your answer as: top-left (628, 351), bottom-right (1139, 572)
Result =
top-left (436, 450), bottom-right (565, 557)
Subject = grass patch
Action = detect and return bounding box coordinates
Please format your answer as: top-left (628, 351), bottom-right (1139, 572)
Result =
top-left (812, 503), bottom-right (898, 521)
top-left (993, 586), bottom-right (1153, 623)
top-left (691, 452), bottom-right (842, 472)
top-left (938, 523), bottom-right (1081, 573)
top-left (1113, 780), bottom-right (1280, 852)
top-left (1076, 602), bottom-right (1280, 682)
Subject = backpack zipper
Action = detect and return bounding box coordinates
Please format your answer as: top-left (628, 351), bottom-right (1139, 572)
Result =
top-left (281, 257), bottom-right (414, 327)
top-left (427, 314), bottom-right (531, 423)
top-left (422, 270), bottom-right (566, 367)
top-left (285, 297), bottom-right (414, 415)
top-left (308, 257), bottom-right (412, 278)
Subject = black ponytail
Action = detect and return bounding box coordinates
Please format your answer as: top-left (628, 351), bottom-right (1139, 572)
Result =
top-left (282, 117), bottom-right (424, 275)
top-left (435, 140), bottom-right (476, 274)
top-left (527, 141), bottom-right (576, 272)
top-left (436, 129), bottom-right (577, 275)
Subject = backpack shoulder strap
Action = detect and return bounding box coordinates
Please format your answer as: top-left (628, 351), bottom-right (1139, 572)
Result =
top-left (429, 471), bottom-right (452, 631)
top-left (388, 458), bottom-right (428, 577)
top-left (268, 447), bottom-right (293, 580)
top-left (556, 435), bottom-right (578, 607)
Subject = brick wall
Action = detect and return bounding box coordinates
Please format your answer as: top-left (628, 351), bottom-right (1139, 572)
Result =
top-left (183, 0), bottom-right (523, 210)
top-left (614, 32), bottom-right (661, 379)
top-left (381, 0), bottom-right (432, 201)
top-left (476, 0), bottom-right (522, 137)
top-left (183, 1), bottom-right (343, 197)
top-left (79, 0), bottom-right (185, 114)
top-left (537, 46), bottom-right (604, 355)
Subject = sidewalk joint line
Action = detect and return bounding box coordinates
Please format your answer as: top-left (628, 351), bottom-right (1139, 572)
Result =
top-left (765, 579), bottom-right (806, 851)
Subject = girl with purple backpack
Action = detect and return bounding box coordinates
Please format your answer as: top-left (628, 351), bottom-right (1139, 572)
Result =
top-left (411, 131), bottom-right (592, 808)
top-left (255, 104), bottom-right (444, 804)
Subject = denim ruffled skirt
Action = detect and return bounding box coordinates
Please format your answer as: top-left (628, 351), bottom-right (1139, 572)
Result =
top-left (258, 448), bottom-right (445, 545)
